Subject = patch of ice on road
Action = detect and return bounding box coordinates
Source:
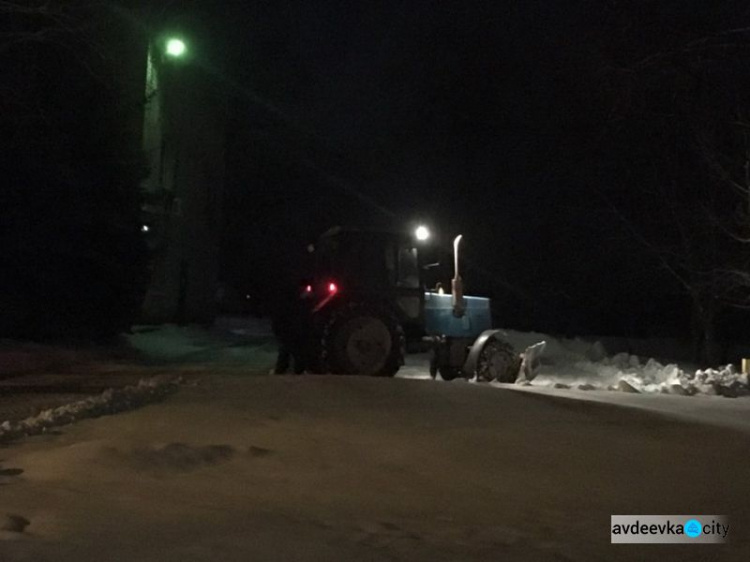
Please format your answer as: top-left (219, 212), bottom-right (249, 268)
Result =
top-left (0, 377), bottom-right (180, 443)
top-left (501, 330), bottom-right (750, 398)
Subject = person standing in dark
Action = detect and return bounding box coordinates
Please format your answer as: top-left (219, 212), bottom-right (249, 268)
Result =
top-left (270, 277), bottom-right (313, 374)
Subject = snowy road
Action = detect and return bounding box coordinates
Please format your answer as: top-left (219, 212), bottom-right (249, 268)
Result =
top-left (2, 373), bottom-right (749, 561)
top-left (501, 383), bottom-right (750, 434)
top-left (401, 352), bottom-right (750, 434)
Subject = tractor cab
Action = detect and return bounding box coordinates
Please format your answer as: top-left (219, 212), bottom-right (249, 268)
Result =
top-left (311, 227), bottom-right (421, 291)
top-left (308, 227), bottom-right (426, 340)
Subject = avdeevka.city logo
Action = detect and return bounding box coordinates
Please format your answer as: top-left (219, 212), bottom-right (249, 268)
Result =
top-left (684, 519), bottom-right (702, 538)
top-left (610, 515), bottom-right (729, 544)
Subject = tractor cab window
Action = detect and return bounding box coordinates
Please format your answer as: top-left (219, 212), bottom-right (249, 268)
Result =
top-left (315, 233), bottom-right (390, 289)
top-left (314, 236), bottom-right (338, 278)
top-left (397, 247), bottom-right (420, 289)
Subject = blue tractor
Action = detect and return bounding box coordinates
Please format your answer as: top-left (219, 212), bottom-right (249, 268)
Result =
top-left (302, 226), bottom-right (527, 382)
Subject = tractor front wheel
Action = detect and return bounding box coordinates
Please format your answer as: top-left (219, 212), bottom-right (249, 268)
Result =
top-left (476, 338), bottom-right (520, 383)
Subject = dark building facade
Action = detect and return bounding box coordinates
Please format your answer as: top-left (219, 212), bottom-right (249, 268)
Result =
top-left (138, 23), bottom-right (226, 324)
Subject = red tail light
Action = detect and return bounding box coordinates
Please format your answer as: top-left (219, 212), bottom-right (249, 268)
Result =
top-left (328, 282), bottom-right (338, 294)
top-left (305, 284), bottom-right (313, 293)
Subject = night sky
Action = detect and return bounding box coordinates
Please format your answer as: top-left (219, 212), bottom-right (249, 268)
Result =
top-left (201, 1), bottom-right (744, 341)
top-left (217, 1), bottom-right (576, 302)
top-left (195, 0), bottom-right (749, 341)
top-left (6, 0), bottom-right (743, 343)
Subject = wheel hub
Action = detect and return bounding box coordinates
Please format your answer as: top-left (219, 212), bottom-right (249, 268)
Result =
top-left (486, 353), bottom-right (507, 378)
top-left (343, 317), bottom-right (392, 375)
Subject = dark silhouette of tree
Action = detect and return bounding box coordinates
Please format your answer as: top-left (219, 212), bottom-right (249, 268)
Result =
top-left (582, 1), bottom-right (750, 362)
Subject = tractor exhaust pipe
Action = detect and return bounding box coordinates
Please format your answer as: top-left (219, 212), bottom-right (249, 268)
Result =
top-left (452, 234), bottom-right (465, 317)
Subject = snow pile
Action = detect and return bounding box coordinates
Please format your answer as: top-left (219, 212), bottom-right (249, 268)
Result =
top-left (0, 376), bottom-right (181, 443)
top-left (503, 330), bottom-right (750, 398)
top-left (610, 357), bottom-right (749, 397)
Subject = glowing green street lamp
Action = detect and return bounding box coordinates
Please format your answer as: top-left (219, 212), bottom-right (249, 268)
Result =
top-left (165, 38), bottom-right (187, 58)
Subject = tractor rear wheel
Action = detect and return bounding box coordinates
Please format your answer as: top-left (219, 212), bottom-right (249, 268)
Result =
top-left (323, 304), bottom-right (404, 376)
top-left (477, 338), bottom-right (520, 383)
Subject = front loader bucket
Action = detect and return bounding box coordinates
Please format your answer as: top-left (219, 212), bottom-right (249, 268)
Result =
top-left (516, 340), bottom-right (546, 383)
top-left (463, 331), bottom-right (546, 383)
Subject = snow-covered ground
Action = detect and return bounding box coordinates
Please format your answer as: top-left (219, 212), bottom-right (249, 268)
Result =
top-left (126, 319), bottom-right (277, 368)
top-left (501, 330), bottom-right (750, 397)
top-left (2, 319), bottom-right (750, 560)
top-left (0, 377), bottom-right (180, 443)
top-left (401, 329), bottom-right (750, 395)
top-left (7, 317), bottom-right (746, 400)
top-left (399, 329), bottom-right (750, 433)
top-left (2, 374), bottom-right (750, 561)
top-left (3, 318), bottom-right (750, 436)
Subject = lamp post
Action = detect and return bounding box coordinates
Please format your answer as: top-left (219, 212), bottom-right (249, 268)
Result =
top-left (140, 28), bottom-right (224, 324)
top-left (142, 36), bottom-right (189, 198)
top-left (140, 34), bottom-right (190, 321)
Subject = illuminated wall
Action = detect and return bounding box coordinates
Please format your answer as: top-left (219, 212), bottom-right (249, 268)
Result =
top-left (138, 16), bottom-right (226, 323)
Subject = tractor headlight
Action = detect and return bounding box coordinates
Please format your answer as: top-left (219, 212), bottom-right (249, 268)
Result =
top-left (415, 225), bottom-right (430, 241)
